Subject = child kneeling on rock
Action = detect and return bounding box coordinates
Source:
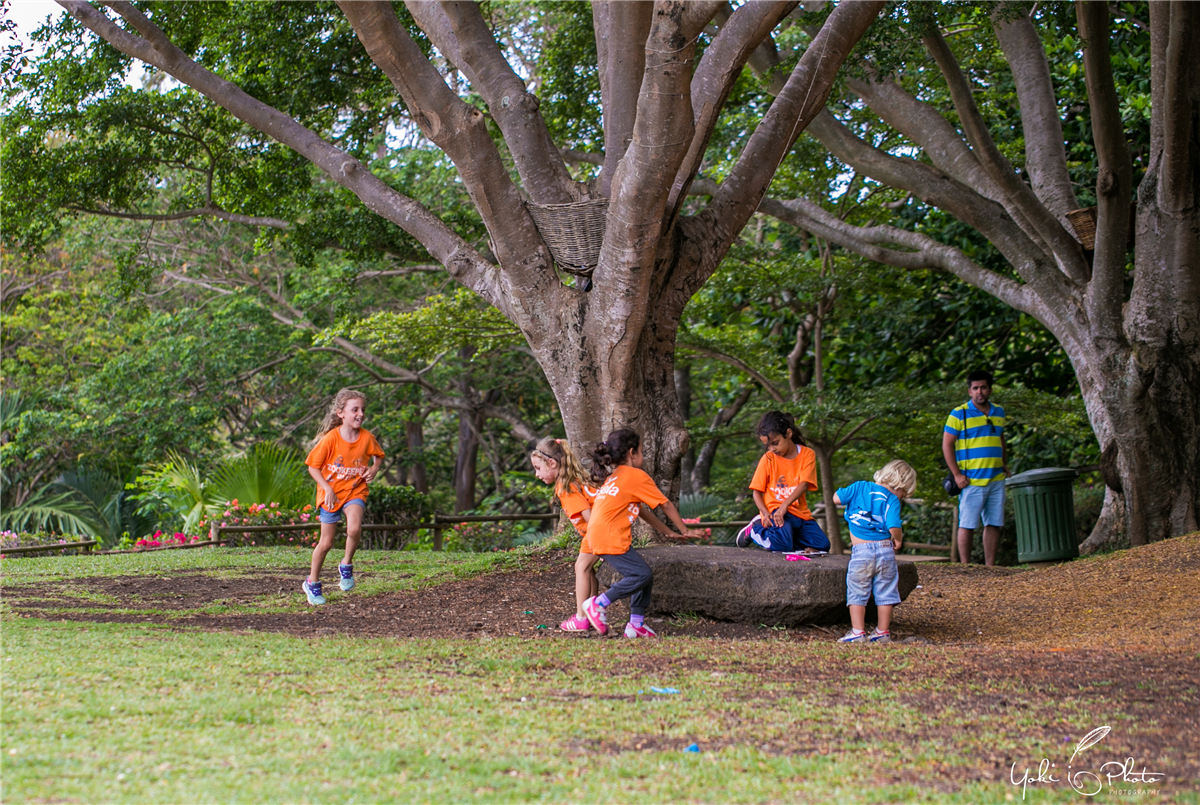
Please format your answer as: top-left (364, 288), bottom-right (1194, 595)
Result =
top-left (834, 460), bottom-right (917, 644)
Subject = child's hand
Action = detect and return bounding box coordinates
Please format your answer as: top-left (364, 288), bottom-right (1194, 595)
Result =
top-left (892, 537), bottom-right (903, 551)
top-left (324, 489), bottom-right (339, 510)
top-left (683, 528), bottom-right (707, 539)
top-left (770, 508), bottom-right (786, 527)
top-left (364, 465), bottom-right (379, 483)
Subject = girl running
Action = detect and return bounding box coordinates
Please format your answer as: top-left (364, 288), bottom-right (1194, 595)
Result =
top-left (737, 410), bottom-right (830, 553)
top-left (529, 437), bottom-right (600, 632)
top-left (302, 389), bottom-right (385, 605)
top-left (582, 429), bottom-right (704, 638)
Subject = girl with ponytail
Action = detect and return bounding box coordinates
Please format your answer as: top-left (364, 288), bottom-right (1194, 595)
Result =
top-left (736, 410), bottom-right (829, 553)
top-left (582, 429), bottom-right (704, 639)
top-left (302, 389), bottom-right (385, 605)
top-left (529, 437), bottom-right (600, 632)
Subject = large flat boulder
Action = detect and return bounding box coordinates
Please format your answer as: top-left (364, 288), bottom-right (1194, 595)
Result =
top-left (596, 545), bottom-right (919, 626)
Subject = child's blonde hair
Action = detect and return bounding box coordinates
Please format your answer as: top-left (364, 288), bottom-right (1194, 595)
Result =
top-left (531, 437), bottom-right (591, 497)
top-left (874, 460), bottom-right (917, 499)
top-left (311, 388), bottom-right (367, 448)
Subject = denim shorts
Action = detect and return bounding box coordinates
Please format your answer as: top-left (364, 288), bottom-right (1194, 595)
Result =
top-left (318, 498), bottom-right (365, 524)
top-left (846, 540), bottom-right (901, 607)
top-left (958, 480), bottom-right (1005, 529)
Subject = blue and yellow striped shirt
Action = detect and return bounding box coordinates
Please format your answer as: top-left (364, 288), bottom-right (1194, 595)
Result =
top-left (944, 401), bottom-right (1006, 486)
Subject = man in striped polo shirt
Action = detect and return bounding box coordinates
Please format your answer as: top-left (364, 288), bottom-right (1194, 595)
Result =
top-left (942, 370), bottom-right (1009, 566)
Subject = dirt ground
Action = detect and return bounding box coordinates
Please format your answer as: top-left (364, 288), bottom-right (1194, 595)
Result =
top-left (5, 536), bottom-right (1199, 793)
top-left (3, 534), bottom-right (1199, 649)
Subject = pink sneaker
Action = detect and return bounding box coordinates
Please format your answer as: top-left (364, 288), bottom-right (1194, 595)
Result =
top-left (623, 622), bottom-right (658, 638)
top-left (582, 596), bottom-right (608, 635)
top-left (559, 614), bottom-right (591, 632)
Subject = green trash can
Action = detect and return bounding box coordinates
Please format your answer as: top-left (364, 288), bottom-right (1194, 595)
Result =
top-left (1007, 468), bottom-right (1079, 563)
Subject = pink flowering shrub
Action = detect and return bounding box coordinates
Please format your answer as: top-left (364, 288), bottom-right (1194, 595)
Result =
top-left (205, 501), bottom-right (320, 547)
top-left (135, 531), bottom-right (205, 549)
top-left (0, 530), bottom-right (96, 557)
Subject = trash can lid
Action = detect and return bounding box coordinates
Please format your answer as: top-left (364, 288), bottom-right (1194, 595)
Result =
top-left (1006, 467), bottom-right (1078, 488)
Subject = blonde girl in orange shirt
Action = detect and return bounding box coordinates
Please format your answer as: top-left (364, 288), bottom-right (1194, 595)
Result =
top-left (529, 437), bottom-right (600, 632)
top-left (302, 389), bottom-right (384, 605)
top-left (582, 429), bottom-right (704, 638)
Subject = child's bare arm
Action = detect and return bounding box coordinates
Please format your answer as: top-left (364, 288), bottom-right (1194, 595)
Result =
top-left (777, 482), bottom-right (809, 517)
top-left (889, 527), bottom-right (903, 551)
top-left (637, 506), bottom-right (673, 536)
top-left (752, 490), bottom-right (770, 520)
top-left (307, 466), bottom-right (336, 507)
top-left (639, 503), bottom-right (703, 539)
top-left (579, 508), bottom-right (591, 523)
top-left (364, 456), bottom-right (383, 483)
top-left (833, 492), bottom-right (843, 506)
top-left (659, 500), bottom-right (706, 538)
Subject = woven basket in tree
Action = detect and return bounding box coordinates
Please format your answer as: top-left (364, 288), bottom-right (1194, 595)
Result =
top-left (1067, 206), bottom-right (1098, 249)
top-left (525, 198), bottom-right (609, 276)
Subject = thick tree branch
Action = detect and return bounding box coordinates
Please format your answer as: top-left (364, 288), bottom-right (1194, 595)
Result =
top-left (923, 26), bottom-right (1090, 283)
top-left (560, 148), bottom-right (604, 167)
top-left (666, 1), bottom-right (799, 218)
top-left (67, 203), bottom-right (292, 229)
top-left (992, 4), bottom-right (1079, 222)
top-left (757, 196), bottom-right (1037, 317)
top-left (335, 1), bottom-right (553, 298)
top-left (58, 1), bottom-right (504, 311)
top-left (844, 76), bottom-right (1052, 256)
top-left (1077, 0), bottom-right (1132, 345)
top-left (415, 1), bottom-right (578, 203)
top-left (1159, 1), bottom-right (1198, 213)
top-left (803, 111), bottom-right (1074, 311)
top-left (590, 1), bottom-right (721, 387)
top-left (592, 1), bottom-right (654, 196)
top-left (845, 77), bottom-right (1003, 205)
top-left (708, 0), bottom-right (885, 258)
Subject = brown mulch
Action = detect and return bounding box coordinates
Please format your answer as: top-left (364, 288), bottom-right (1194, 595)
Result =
top-left (896, 531), bottom-right (1200, 651)
top-left (3, 534), bottom-right (1198, 649)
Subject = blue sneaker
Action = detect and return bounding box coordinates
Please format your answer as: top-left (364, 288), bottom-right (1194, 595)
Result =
top-left (338, 564), bottom-right (355, 592)
top-left (302, 579), bottom-right (326, 605)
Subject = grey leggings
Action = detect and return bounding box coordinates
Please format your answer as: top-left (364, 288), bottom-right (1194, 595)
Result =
top-left (599, 549), bottom-right (653, 616)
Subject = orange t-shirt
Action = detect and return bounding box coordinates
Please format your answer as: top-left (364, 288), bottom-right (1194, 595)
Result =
top-left (586, 465), bottom-right (668, 555)
top-left (749, 445), bottom-right (818, 520)
top-left (305, 427), bottom-right (385, 511)
top-left (557, 482), bottom-right (598, 551)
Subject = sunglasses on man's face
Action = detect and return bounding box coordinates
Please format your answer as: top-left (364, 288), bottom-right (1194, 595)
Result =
top-left (986, 416), bottom-right (996, 435)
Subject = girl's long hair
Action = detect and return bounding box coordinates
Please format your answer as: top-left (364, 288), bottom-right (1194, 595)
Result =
top-left (530, 437), bottom-right (591, 497)
top-left (756, 410), bottom-right (804, 446)
top-left (589, 428), bottom-right (640, 484)
top-left (311, 388), bottom-right (367, 448)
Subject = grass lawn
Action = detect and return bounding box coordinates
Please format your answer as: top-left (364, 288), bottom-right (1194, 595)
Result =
top-left (2, 545), bottom-right (1196, 804)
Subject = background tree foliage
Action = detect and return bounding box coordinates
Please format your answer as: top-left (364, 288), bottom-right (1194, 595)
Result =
top-left (2, 1), bottom-right (1134, 554)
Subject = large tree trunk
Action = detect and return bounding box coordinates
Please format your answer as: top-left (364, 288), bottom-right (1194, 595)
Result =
top-left (675, 365), bottom-right (696, 497)
top-left (809, 440), bottom-right (844, 555)
top-left (405, 419), bottom-right (428, 494)
top-left (453, 410), bottom-right (480, 513)
top-left (56, 0), bottom-right (884, 496)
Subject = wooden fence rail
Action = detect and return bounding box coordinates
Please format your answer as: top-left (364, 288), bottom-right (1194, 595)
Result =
top-left (0, 539), bottom-right (99, 556)
top-left (211, 512), bottom-right (561, 551)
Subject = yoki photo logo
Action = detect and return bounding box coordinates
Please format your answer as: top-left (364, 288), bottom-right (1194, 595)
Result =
top-left (1010, 726), bottom-right (1166, 799)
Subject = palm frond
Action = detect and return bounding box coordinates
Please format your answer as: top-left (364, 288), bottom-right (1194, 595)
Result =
top-left (211, 443), bottom-right (310, 508)
top-left (0, 484), bottom-right (106, 536)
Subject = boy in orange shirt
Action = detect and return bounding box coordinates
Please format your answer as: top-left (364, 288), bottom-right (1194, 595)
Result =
top-left (738, 411), bottom-right (830, 553)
